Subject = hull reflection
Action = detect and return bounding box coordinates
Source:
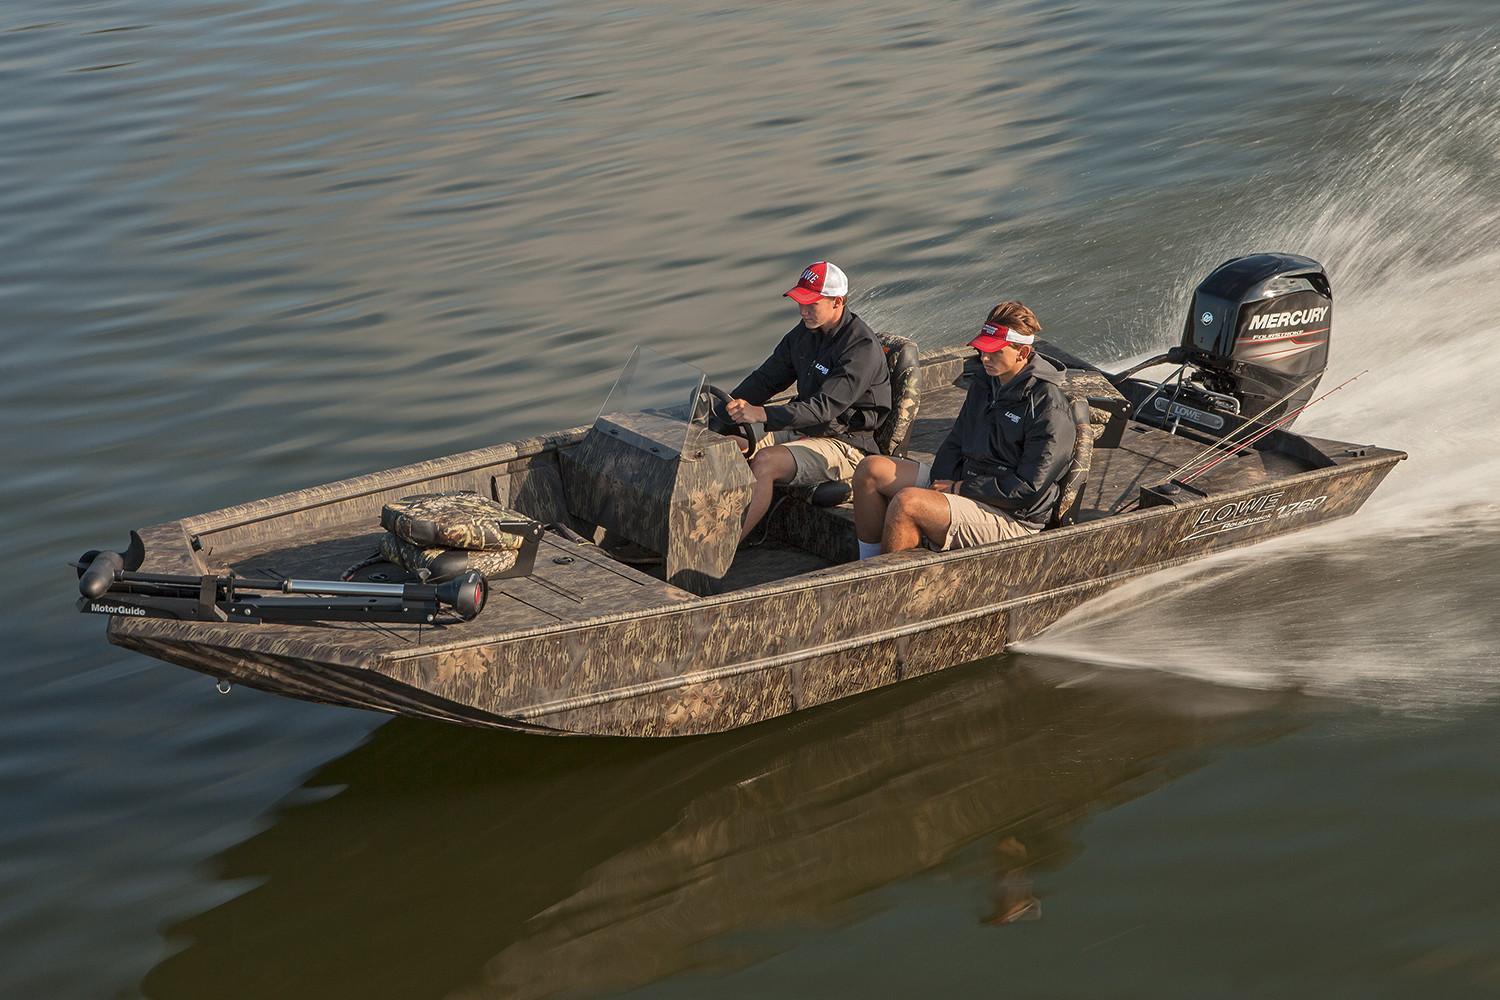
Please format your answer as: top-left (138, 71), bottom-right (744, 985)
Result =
top-left (143, 657), bottom-right (1286, 1000)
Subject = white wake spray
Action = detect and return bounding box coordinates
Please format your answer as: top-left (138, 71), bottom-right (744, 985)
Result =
top-left (1019, 42), bottom-right (1500, 713)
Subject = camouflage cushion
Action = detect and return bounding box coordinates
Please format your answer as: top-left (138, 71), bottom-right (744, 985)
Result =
top-left (379, 533), bottom-right (520, 582)
top-left (381, 491), bottom-right (529, 551)
top-left (1050, 398), bottom-right (1097, 528)
top-left (1058, 369), bottom-right (1127, 426)
top-left (876, 333), bottom-right (920, 457)
top-left (1044, 368), bottom-right (1129, 526)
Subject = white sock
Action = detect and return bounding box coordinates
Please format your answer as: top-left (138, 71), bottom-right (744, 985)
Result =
top-left (858, 540), bottom-right (882, 560)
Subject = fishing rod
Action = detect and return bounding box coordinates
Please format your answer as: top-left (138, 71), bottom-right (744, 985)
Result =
top-left (1107, 369), bottom-right (1367, 515)
top-left (1157, 369), bottom-right (1330, 485)
top-left (1178, 369), bottom-right (1368, 485)
top-left (74, 531), bottom-right (487, 625)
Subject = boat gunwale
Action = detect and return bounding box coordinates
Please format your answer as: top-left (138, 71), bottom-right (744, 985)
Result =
top-left (379, 445), bottom-right (1404, 661)
top-left (179, 426), bottom-right (595, 539)
top-left (111, 444), bottom-right (1404, 665)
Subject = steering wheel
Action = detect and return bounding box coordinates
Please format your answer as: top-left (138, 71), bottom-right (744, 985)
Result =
top-left (703, 384), bottom-right (762, 459)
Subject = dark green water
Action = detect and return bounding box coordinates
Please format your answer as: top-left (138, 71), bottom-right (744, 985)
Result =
top-left (3, 1), bottom-right (1498, 996)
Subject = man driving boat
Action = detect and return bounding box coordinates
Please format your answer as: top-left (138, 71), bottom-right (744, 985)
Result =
top-left (726, 260), bottom-right (892, 543)
top-left (850, 301), bottom-right (1072, 557)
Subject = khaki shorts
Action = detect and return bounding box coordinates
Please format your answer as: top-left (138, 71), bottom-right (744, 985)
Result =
top-left (755, 430), bottom-right (867, 487)
top-left (896, 459), bottom-right (1040, 549)
top-left (939, 492), bottom-right (1040, 550)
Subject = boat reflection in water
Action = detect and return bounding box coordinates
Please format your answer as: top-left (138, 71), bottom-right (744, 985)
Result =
top-left (142, 656), bottom-right (1288, 999)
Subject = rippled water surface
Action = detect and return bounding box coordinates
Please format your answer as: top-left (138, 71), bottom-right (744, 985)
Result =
top-left (4, 2), bottom-right (1499, 996)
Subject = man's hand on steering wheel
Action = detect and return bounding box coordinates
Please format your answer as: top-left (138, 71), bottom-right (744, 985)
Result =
top-left (725, 399), bottom-right (767, 425)
top-left (703, 384), bottom-right (764, 458)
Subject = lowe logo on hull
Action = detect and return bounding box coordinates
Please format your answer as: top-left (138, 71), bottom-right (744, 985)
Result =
top-left (1180, 490), bottom-right (1330, 542)
top-left (1246, 306), bottom-right (1329, 331)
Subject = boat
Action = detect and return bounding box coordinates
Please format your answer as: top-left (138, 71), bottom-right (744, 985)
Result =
top-left (84, 253), bottom-right (1404, 736)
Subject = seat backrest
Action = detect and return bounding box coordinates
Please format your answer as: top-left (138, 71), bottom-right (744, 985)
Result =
top-left (1049, 397), bottom-right (1096, 528)
top-left (1046, 366), bottom-right (1131, 527)
top-left (876, 333), bottom-right (920, 457)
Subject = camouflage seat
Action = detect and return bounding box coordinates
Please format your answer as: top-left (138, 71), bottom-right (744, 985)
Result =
top-left (379, 533), bottom-right (525, 581)
top-left (875, 333), bottom-right (920, 458)
top-left (1048, 369), bottom-right (1129, 528)
top-left (360, 491), bottom-right (544, 582)
top-left (382, 491), bottom-right (531, 550)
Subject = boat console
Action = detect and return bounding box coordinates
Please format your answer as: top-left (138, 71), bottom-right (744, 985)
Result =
top-left (560, 348), bottom-right (754, 596)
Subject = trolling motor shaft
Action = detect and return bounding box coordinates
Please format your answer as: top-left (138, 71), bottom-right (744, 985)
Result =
top-left (75, 532), bottom-right (487, 624)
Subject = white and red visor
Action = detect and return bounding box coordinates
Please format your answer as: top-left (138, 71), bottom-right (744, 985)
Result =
top-left (785, 261), bottom-right (849, 304)
top-left (969, 323), bottom-right (1035, 352)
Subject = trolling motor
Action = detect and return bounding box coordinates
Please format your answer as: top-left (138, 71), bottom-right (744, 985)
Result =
top-left (1113, 253), bottom-right (1332, 435)
top-left (74, 531), bottom-right (487, 625)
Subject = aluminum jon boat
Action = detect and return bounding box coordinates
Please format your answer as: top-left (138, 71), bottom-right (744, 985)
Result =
top-left (88, 253), bottom-right (1404, 736)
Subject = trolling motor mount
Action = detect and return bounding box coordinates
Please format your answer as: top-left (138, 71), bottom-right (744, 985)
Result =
top-left (74, 533), bottom-right (488, 625)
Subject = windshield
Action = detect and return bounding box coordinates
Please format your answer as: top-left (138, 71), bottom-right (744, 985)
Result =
top-left (593, 346), bottom-right (707, 457)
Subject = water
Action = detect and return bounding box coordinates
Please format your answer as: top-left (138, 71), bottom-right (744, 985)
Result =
top-left (3, 2), bottom-right (1498, 996)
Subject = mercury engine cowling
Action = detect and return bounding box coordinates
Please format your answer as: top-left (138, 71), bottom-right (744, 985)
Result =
top-left (1181, 252), bottom-right (1332, 429)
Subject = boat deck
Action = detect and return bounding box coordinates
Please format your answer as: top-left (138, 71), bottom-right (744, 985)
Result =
top-left (212, 369), bottom-right (1325, 634)
top-left (221, 524), bottom-right (691, 641)
top-left (720, 379), bottom-right (1321, 590)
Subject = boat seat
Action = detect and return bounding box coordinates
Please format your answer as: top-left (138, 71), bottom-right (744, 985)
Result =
top-left (1048, 378), bottom-right (1130, 528)
top-left (875, 333), bottom-right (921, 458)
top-left (777, 333), bottom-right (920, 510)
top-left (1049, 399), bottom-right (1095, 528)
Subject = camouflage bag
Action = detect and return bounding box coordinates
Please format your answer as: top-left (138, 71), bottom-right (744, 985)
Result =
top-left (378, 533), bottom-right (523, 582)
top-left (381, 491), bottom-right (530, 551)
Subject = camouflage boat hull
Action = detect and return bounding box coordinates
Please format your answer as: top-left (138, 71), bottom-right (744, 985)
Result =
top-left (105, 346), bottom-right (1403, 737)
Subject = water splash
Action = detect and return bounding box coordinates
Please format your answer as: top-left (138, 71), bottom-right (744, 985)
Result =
top-left (1023, 42), bottom-right (1500, 712)
top-left (1292, 43), bottom-right (1500, 523)
top-left (1018, 516), bottom-right (1500, 715)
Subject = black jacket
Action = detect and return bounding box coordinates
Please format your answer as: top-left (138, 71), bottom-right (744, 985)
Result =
top-left (731, 310), bottom-right (892, 454)
top-left (930, 354), bottom-right (1074, 528)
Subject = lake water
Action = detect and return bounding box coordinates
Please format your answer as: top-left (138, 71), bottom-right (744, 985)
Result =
top-left (3, 1), bottom-right (1499, 996)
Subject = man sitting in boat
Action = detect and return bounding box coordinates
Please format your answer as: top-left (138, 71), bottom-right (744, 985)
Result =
top-left (850, 301), bottom-right (1072, 557)
top-left (724, 260), bottom-right (893, 543)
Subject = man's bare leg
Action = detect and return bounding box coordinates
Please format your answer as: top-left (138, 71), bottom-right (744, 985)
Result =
top-left (740, 445), bottom-right (798, 543)
top-left (882, 487), bottom-right (953, 553)
top-left (852, 456), bottom-right (924, 545)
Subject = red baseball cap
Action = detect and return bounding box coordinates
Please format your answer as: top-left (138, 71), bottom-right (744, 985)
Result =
top-left (969, 322), bottom-right (1036, 352)
top-left (785, 261), bottom-right (849, 304)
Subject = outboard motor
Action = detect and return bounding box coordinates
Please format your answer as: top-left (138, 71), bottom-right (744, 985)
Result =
top-left (1118, 253), bottom-right (1332, 435)
top-left (1183, 253), bottom-right (1331, 428)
